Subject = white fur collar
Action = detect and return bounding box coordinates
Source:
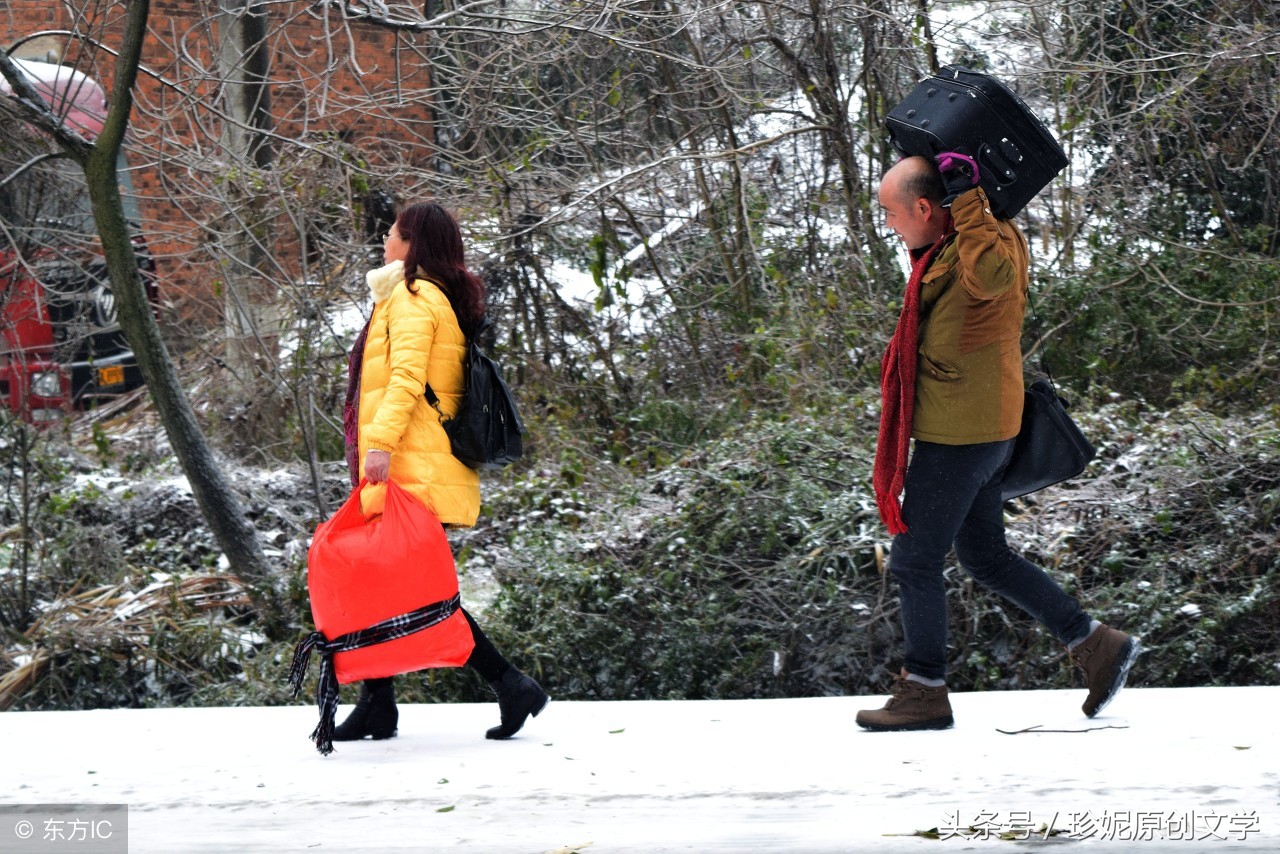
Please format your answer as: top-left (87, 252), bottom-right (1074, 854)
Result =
top-left (366, 260), bottom-right (404, 304)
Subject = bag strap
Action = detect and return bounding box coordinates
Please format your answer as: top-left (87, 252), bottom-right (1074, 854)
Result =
top-left (423, 315), bottom-right (492, 409)
top-left (1024, 286), bottom-right (1058, 391)
top-left (1022, 229), bottom-right (1062, 397)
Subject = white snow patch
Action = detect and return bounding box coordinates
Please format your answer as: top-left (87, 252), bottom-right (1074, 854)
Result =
top-left (3, 686), bottom-right (1276, 852)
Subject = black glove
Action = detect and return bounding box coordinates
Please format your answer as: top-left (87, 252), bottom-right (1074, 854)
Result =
top-left (936, 150), bottom-right (981, 207)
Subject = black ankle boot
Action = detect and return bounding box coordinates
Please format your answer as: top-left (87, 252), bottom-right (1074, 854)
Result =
top-left (485, 668), bottom-right (549, 740)
top-left (332, 677), bottom-right (398, 741)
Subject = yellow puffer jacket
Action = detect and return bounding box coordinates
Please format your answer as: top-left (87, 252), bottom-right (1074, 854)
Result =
top-left (357, 260), bottom-right (480, 525)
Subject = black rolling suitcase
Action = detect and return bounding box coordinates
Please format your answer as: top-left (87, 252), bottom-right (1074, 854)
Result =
top-left (885, 65), bottom-right (1067, 218)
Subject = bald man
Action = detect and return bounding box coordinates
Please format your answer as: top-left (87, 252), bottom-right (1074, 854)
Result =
top-left (857, 155), bottom-right (1139, 731)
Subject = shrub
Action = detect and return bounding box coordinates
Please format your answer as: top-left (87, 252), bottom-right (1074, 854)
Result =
top-left (471, 401), bottom-right (1280, 700)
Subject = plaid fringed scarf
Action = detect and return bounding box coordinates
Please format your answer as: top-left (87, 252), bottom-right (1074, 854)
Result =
top-left (873, 226), bottom-right (954, 535)
top-left (287, 592), bottom-right (462, 756)
top-left (342, 317), bottom-right (372, 488)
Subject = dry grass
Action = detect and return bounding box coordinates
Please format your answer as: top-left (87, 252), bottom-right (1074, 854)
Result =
top-left (0, 573), bottom-right (251, 710)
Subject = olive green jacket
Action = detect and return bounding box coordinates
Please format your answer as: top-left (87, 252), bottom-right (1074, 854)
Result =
top-left (913, 187), bottom-right (1028, 445)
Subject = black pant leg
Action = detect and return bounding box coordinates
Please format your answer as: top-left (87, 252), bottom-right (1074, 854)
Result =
top-left (461, 607), bottom-right (512, 683)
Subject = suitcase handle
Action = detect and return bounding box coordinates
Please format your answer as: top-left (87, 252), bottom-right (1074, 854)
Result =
top-left (978, 138), bottom-right (1023, 188)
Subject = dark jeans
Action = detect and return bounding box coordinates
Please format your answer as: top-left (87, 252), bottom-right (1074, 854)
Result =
top-left (890, 439), bottom-right (1092, 681)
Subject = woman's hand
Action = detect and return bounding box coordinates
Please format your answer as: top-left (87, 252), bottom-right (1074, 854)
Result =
top-left (365, 449), bottom-right (392, 483)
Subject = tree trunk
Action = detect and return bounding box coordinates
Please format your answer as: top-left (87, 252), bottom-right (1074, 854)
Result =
top-left (2, 0), bottom-right (285, 633)
top-left (216, 0), bottom-right (279, 385)
top-left (85, 150), bottom-right (284, 629)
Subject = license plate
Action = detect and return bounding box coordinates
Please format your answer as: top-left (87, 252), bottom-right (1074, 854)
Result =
top-left (97, 364), bottom-right (126, 387)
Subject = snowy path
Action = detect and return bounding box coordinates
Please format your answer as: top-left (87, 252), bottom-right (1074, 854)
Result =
top-left (3, 686), bottom-right (1278, 852)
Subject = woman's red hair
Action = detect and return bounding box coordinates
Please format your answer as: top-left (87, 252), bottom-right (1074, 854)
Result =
top-left (396, 202), bottom-right (486, 334)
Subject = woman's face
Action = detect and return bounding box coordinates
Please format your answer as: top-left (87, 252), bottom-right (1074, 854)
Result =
top-left (383, 222), bottom-right (409, 265)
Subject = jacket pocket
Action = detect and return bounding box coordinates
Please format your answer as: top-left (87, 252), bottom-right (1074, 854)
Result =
top-left (922, 258), bottom-right (955, 283)
top-left (918, 259), bottom-right (956, 310)
top-left (919, 351), bottom-right (963, 382)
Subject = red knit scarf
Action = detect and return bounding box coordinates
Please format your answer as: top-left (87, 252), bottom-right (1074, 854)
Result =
top-left (873, 225), bottom-right (954, 535)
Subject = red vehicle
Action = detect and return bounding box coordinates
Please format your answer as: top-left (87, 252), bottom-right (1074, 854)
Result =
top-left (1, 53), bottom-right (157, 422)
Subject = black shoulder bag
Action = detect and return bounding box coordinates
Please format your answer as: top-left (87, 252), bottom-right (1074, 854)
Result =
top-left (1001, 288), bottom-right (1097, 501)
top-left (425, 318), bottom-right (525, 470)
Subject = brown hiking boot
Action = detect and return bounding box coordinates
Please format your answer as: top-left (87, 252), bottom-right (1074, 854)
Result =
top-left (856, 670), bottom-right (954, 732)
top-left (1071, 624), bottom-right (1140, 717)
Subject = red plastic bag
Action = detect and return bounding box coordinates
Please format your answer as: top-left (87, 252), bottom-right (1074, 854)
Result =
top-left (307, 480), bottom-right (474, 683)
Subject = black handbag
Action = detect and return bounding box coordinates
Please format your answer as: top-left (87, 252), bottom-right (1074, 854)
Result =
top-left (1001, 378), bottom-right (1096, 500)
top-left (1001, 279), bottom-right (1097, 501)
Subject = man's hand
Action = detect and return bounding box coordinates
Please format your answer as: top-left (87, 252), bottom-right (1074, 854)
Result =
top-left (936, 150), bottom-right (981, 207)
top-left (365, 449), bottom-right (391, 483)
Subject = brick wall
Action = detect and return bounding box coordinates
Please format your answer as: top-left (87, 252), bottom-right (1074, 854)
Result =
top-left (3, 1), bottom-right (435, 326)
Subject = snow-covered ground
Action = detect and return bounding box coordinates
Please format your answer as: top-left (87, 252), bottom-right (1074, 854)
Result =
top-left (3, 685), bottom-right (1277, 852)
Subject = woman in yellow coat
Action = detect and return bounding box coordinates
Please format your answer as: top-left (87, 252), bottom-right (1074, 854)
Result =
top-left (333, 201), bottom-right (548, 742)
